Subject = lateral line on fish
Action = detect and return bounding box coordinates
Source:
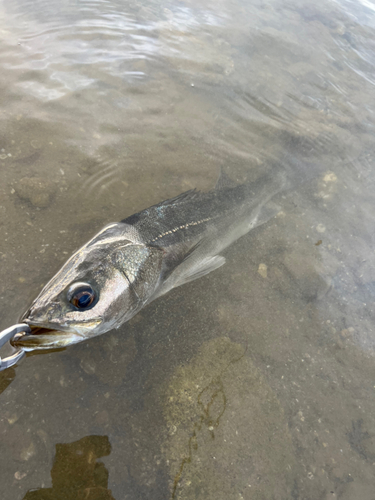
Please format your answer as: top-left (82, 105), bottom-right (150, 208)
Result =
top-left (150, 217), bottom-right (213, 242)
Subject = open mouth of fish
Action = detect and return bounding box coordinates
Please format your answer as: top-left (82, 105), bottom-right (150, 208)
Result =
top-left (10, 325), bottom-right (82, 351)
top-left (10, 317), bottom-right (102, 351)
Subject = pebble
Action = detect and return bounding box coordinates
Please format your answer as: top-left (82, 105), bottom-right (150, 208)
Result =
top-left (323, 172), bottom-right (337, 183)
top-left (258, 263), bottom-right (268, 279)
top-left (7, 414), bottom-right (19, 425)
top-left (20, 441), bottom-right (36, 461)
top-left (14, 471), bottom-right (27, 480)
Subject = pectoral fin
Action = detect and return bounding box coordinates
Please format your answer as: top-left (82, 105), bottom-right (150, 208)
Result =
top-left (174, 254), bottom-right (226, 286)
top-left (153, 253), bottom-right (226, 299)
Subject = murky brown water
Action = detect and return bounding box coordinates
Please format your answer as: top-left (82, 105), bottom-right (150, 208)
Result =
top-left (1, 0), bottom-right (375, 498)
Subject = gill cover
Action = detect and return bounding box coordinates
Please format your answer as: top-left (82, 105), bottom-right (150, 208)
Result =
top-left (111, 244), bottom-right (163, 306)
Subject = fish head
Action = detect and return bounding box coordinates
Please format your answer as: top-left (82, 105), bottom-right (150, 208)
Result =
top-left (13, 223), bottom-right (163, 350)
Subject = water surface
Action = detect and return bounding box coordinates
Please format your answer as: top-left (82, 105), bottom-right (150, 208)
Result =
top-left (1, 0), bottom-right (375, 498)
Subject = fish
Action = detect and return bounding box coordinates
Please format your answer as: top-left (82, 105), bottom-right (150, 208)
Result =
top-left (12, 171), bottom-right (286, 351)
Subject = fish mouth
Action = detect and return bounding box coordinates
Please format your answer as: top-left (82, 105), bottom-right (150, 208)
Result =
top-left (11, 317), bottom-right (103, 351)
top-left (27, 326), bottom-right (57, 336)
top-left (11, 325), bottom-right (85, 351)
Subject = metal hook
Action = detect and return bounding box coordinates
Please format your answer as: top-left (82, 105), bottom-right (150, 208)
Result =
top-left (0, 324), bottom-right (31, 371)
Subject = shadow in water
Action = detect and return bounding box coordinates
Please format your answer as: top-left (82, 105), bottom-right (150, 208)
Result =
top-left (23, 435), bottom-right (115, 500)
top-left (0, 367), bottom-right (16, 395)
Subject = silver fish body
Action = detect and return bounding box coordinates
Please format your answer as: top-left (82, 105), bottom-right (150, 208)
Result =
top-left (14, 172), bottom-right (285, 350)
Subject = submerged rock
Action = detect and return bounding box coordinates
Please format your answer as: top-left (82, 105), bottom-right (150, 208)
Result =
top-left (283, 248), bottom-right (331, 301)
top-left (14, 177), bottom-right (57, 208)
top-left (162, 337), bottom-right (298, 500)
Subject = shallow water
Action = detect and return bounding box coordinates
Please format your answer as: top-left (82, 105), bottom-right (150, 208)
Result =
top-left (1, 0), bottom-right (375, 498)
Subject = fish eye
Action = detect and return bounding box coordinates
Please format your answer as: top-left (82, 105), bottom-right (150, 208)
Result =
top-left (68, 283), bottom-right (97, 310)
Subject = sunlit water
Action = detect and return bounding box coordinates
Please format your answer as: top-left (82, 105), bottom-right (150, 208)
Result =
top-left (1, 0), bottom-right (375, 498)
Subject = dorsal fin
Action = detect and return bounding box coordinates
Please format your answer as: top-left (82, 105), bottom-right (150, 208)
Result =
top-left (158, 188), bottom-right (199, 207)
top-left (121, 189), bottom-right (199, 224)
